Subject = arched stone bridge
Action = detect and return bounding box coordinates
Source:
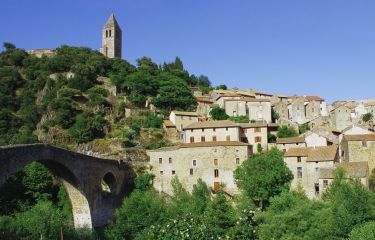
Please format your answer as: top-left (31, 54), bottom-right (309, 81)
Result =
top-left (0, 144), bottom-right (136, 229)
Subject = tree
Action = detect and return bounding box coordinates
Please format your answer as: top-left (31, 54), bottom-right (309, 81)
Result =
top-left (229, 115), bottom-right (249, 123)
top-left (362, 113), bottom-right (374, 123)
top-left (203, 190), bottom-right (235, 238)
top-left (215, 84), bottom-right (227, 90)
top-left (277, 125), bottom-right (299, 138)
top-left (298, 123), bottom-right (310, 134)
top-left (22, 162), bottom-right (54, 202)
top-left (271, 108), bottom-right (280, 122)
top-left (105, 190), bottom-right (168, 240)
top-left (257, 143), bottom-right (263, 153)
top-left (191, 179), bottom-right (211, 215)
top-left (209, 107), bottom-right (229, 120)
top-left (234, 148), bottom-right (293, 208)
top-left (3, 42), bottom-right (16, 50)
top-left (349, 221), bottom-right (375, 240)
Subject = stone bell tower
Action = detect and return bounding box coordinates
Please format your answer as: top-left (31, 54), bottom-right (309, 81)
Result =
top-left (100, 14), bottom-right (122, 58)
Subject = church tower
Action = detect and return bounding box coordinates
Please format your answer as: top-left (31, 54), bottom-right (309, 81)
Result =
top-left (100, 14), bottom-right (122, 58)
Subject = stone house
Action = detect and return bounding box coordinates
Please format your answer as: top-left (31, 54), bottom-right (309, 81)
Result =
top-left (169, 111), bottom-right (200, 132)
top-left (305, 101), bottom-right (321, 120)
top-left (341, 134), bottom-right (375, 171)
top-left (330, 105), bottom-right (352, 131)
top-left (183, 120), bottom-right (240, 143)
top-left (289, 97), bottom-right (306, 124)
top-left (276, 136), bottom-right (306, 152)
top-left (304, 132), bottom-right (329, 147)
top-left (319, 161), bottom-right (369, 194)
top-left (240, 123), bottom-right (268, 153)
top-left (273, 101), bottom-right (289, 120)
top-left (223, 98), bottom-right (271, 123)
top-left (284, 146), bottom-right (339, 198)
top-left (148, 141), bottom-right (251, 195)
top-left (196, 97), bottom-right (214, 117)
top-left (214, 94), bottom-right (242, 108)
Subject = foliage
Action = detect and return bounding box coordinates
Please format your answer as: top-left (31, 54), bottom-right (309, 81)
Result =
top-left (362, 112), bottom-right (374, 123)
top-left (298, 123), bottom-right (310, 134)
top-left (68, 111), bottom-right (108, 143)
top-left (209, 107), bottom-right (229, 120)
top-left (234, 148), bottom-right (293, 208)
top-left (271, 108), bottom-right (280, 122)
top-left (134, 173), bottom-right (154, 192)
top-left (277, 125), bottom-right (299, 138)
top-left (369, 168), bottom-right (375, 192)
top-left (257, 143), bottom-right (263, 153)
top-left (215, 84), bottom-right (228, 90)
top-left (349, 221), bottom-right (375, 240)
top-left (229, 115), bottom-right (249, 123)
top-left (267, 133), bottom-right (277, 143)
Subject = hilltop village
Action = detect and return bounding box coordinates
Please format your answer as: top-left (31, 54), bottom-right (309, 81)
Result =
top-left (17, 15), bottom-right (375, 200)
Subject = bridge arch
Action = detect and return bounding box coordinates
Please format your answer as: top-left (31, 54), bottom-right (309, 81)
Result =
top-left (0, 144), bottom-right (136, 228)
top-left (101, 172), bottom-right (117, 194)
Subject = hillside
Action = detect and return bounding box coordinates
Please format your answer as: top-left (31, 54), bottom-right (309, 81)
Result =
top-left (0, 42), bottom-right (211, 159)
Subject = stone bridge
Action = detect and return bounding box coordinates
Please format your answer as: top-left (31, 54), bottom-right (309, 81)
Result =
top-left (0, 144), bottom-right (136, 229)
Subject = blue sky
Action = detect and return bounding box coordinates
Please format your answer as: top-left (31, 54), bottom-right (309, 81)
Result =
top-left (1, 0), bottom-right (375, 102)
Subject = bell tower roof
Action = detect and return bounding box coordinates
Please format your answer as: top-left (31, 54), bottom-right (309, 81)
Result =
top-left (104, 14), bottom-right (121, 30)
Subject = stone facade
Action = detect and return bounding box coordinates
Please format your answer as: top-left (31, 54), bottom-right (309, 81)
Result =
top-left (304, 132), bottom-right (328, 147)
top-left (240, 123), bottom-right (268, 153)
top-left (100, 14), bottom-right (122, 58)
top-left (341, 134), bottom-right (375, 171)
top-left (148, 142), bottom-right (251, 195)
top-left (170, 111), bottom-right (200, 132)
top-left (273, 101), bottom-right (289, 120)
top-left (223, 98), bottom-right (272, 123)
top-left (306, 101), bottom-right (321, 120)
top-left (184, 121), bottom-right (240, 143)
top-left (330, 105), bottom-right (352, 131)
top-left (289, 98), bottom-right (306, 124)
top-left (284, 146), bottom-right (339, 198)
top-left (276, 136), bottom-right (306, 152)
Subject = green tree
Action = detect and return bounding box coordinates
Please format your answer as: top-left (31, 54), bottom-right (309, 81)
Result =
top-left (22, 162), bottom-right (54, 202)
top-left (362, 112), bottom-right (374, 122)
top-left (271, 108), bottom-right (280, 122)
top-left (209, 107), bottom-right (229, 120)
top-left (215, 84), bottom-right (228, 90)
top-left (234, 148), bottom-right (293, 208)
top-left (277, 125), bottom-right (299, 138)
top-left (349, 221), bottom-right (375, 240)
top-left (369, 168), bottom-right (375, 192)
top-left (229, 115), bottom-right (249, 123)
top-left (203, 190), bottom-right (235, 238)
top-left (299, 123), bottom-right (310, 134)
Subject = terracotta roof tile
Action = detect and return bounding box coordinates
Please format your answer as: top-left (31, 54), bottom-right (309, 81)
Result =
top-left (184, 120), bottom-right (239, 130)
top-left (284, 148), bottom-right (309, 157)
top-left (305, 96), bottom-right (325, 102)
top-left (343, 134), bottom-right (375, 141)
top-left (306, 146), bottom-right (338, 162)
top-left (180, 141), bottom-right (249, 148)
top-left (172, 111), bottom-right (199, 117)
top-left (240, 123), bottom-right (268, 128)
top-left (224, 98), bottom-right (270, 102)
top-left (163, 120), bottom-right (175, 128)
top-left (277, 136), bottom-right (305, 144)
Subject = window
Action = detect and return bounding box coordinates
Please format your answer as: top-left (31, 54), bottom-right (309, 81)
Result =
top-left (297, 157), bottom-right (301, 163)
top-left (159, 158), bottom-right (162, 164)
top-left (297, 167), bottom-right (302, 178)
top-left (236, 158), bottom-right (240, 165)
top-left (169, 157), bottom-right (172, 164)
top-left (192, 160), bottom-right (197, 166)
top-left (202, 128), bottom-right (205, 132)
top-left (109, 30), bottom-right (112, 36)
top-left (323, 180), bottom-right (329, 188)
top-left (190, 168), bottom-right (193, 175)
top-left (201, 136), bottom-right (206, 142)
top-left (226, 127), bottom-right (229, 131)
top-left (255, 127), bottom-right (261, 133)
top-left (180, 116), bottom-right (184, 120)
top-left (160, 171), bottom-right (163, 175)
top-left (190, 136), bottom-right (195, 143)
top-left (213, 128), bottom-right (216, 132)
top-left (106, 30), bottom-right (108, 38)
top-left (191, 129), bottom-right (193, 132)
top-left (172, 170), bottom-right (175, 175)
top-left (214, 169), bottom-right (219, 178)
top-left (226, 135), bottom-right (231, 141)
top-left (212, 136), bottom-right (217, 142)
top-left (362, 141), bottom-right (368, 147)
top-left (214, 159), bottom-right (218, 166)
top-left (255, 137), bottom-right (262, 143)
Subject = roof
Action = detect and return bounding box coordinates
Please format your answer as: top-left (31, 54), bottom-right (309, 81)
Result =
top-left (284, 146), bottom-right (338, 162)
top-left (306, 146), bottom-right (338, 162)
top-left (163, 120), bottom-right (175, 128)
top-left (343, 134), bottom-right (375, 141)
top-left (284, 148), bottom-right (309, 157)
top-left (196, 97), bottom-right (213, 103)
top-left (319, 162), bottom-right (368, 179)
top-left (224, 98), bottom-right (270, 103)
top-left (171, 111), bottom-right (199, 117)
top-left (276, 136), bottom-right (305, 144)
top-left (240, 123), bottom-right (268, 128)
top-left (184, 120), bottom-right (239, 130)
top-left (180, 141), bottom-right (249, 148)
top-left (104, 14), bottom-right (121, 30)
top-left (305, 96), bottom-right (325, 102)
